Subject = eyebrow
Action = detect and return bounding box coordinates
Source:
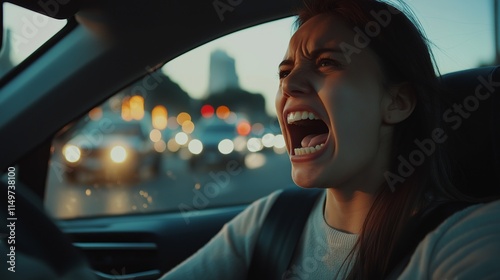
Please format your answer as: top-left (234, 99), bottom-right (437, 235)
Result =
top-left (278, 59), bottom-right (294, 68)
top-left (278, 48), bottom-right (343, 68)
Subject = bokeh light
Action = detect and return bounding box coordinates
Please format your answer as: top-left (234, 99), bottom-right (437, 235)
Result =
top-left (216, 106), bottom-right (230, 119)
top-left (237, 121), bottom-right (251, 136)
top-left (110, 146), bottom-right (127, 163)
top-left (154, 140), bottom-right (167, 153)
top-left (201, 105), bottom-right (215, 118)
top-left (177, 112), bottom-right (191, 125)
top-left (188, 139), bottom-right (203, 155)
top-left (88, 107), bottom-right (103, 121)
top-left (218, 139), bottom-right (234, 154)
top-left (152, 105), bottom-right (168, 130)
top-left (149, 129), bottom-right (162, 142)
top-left (175, 132), bottom-right (189, 145)
top-left (182, 120), bottom-right (195, 134)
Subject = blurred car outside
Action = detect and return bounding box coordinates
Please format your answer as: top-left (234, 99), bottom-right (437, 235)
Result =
top-left (188, 117), bottom-right (247, 170)
top-left (60, 110), bottom-right (161, 184)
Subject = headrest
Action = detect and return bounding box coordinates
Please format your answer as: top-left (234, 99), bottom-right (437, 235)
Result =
top-left (440, 66), bottom-right (500, 198)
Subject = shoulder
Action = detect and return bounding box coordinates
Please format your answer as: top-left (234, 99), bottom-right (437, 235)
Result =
top-left (160, 189), bottom-right (286, 279)
top-left (227, 188), bottom-right (284, 232)
top-left (217, 189), bottom-right (284, 260)
top-left (400, 199), bottom-right (500, 279)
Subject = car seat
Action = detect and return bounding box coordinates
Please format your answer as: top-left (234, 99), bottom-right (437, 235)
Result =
top-left (440, 66), bottom-right (500, 199)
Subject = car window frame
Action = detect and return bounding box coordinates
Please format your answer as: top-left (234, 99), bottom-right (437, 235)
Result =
top-left (0, 6), bottom-right (76, 87)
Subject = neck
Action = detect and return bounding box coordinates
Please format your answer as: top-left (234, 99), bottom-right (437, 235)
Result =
top-left (324, 188), bottom-right (377, 234)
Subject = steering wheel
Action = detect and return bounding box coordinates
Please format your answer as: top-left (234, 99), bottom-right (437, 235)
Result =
top-left (0, 180), bottom-right (96, 280)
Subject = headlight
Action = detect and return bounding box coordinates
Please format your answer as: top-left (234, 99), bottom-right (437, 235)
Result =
top-left (110, 145), bottom-right (127, 163)
top-left (63, 145), bottom-right (81, 163)
top-left (261, 133), bottom-right (275, 148)
top-left (188, 139), bottom-right (203, 155)
top-left (247, 137), bottom-right (263, 152)
top-left (218, 139), bottom-right (234, 154)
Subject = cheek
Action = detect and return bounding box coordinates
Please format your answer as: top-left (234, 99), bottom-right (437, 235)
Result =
top-left (275, 89), bottom-right (284, 120)
top-left (275, 89), bottom-right (288, 137)
top-left (323, 83), bottom-right (383, 156)
top-left (275, 89), bottom-right (283, 112)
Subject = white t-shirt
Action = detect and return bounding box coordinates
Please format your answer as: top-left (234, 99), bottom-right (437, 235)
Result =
top-left (161, 189), bottom-right (500, 279)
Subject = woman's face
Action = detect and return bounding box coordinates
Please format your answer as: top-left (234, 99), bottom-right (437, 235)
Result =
top-left (275, 14), bottom-right (394, 191)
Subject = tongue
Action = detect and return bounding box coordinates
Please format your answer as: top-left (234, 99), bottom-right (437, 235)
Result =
top-left (301, 133), bottom-right (328, 148)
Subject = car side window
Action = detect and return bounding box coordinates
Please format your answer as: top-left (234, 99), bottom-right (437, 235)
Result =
top-left (44, 17), bottom-right (297, 219)
top-left (44, 0), bottom-right (495, 220)
top-left (1, 2), bottom-right (67, 79)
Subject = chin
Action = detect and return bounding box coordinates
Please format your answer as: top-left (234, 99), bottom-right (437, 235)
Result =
top-left (291, 168), bottom-right (330, 189)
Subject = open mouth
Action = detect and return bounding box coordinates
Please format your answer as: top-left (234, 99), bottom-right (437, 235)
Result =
top-left (286, 111), bottom-right (329, 156)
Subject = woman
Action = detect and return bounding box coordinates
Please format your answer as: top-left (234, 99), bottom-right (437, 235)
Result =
top-left (162, 0), bottom-right (500, 279)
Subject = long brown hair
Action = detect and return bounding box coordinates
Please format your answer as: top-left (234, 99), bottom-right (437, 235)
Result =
top-left (295, 0), bottom-right (475, 278)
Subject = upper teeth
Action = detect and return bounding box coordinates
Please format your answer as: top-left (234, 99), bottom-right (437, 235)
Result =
top-left (287, 111), bottom-right (319, 124)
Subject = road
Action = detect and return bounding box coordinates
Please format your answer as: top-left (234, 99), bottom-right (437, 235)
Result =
top-left (45, 150), bottom-right (295, 219)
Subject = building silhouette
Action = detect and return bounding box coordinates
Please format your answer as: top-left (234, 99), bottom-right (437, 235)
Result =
top-left (208, 49), bottom-right (239, 94)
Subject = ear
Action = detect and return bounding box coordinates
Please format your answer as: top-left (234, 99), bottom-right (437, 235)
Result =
top-left (382, 83), bottom-right (416, 124)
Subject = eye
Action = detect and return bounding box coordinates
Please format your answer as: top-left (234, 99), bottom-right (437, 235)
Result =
top-left (317, 57), bottom-right (343, 69)
top-left (278, 69), bottom-right (291, 79)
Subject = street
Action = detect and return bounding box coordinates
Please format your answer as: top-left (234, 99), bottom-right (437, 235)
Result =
top-left (44, 150), bottom-right (295, 219)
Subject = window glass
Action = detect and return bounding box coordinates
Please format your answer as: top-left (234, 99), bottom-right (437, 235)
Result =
top-left (45, 18), bottom-right (296, 219)
top-left (0, 2), bottom-right (67, 79)
top-left (44, 0), bottom-right (496, 219)
top-left (404, 0), bottom-right (495, 73)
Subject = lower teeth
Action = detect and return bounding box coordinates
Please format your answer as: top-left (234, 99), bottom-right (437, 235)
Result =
top-left (294, 144), bottom-right (325, 155)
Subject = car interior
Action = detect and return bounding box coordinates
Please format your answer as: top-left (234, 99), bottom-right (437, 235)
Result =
top-left (0, 0), bottom-right (499, 279)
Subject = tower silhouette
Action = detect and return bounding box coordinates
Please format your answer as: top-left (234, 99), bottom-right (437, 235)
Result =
top-left (207, 49), bottom-right (239, 95)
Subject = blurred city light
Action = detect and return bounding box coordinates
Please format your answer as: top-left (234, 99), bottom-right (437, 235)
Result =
top-left (216, 105), bottom-right (230, 119)
top-left (273, 134), bottom-right (287, 154)
top-left (121, 97), bottom-right (132, 121)
top-left (149, 129), bottom-right (162, 142)
top-left (182, 120), bottom-right (195, 134)
top-left (175, 132), bottom-right (189, 145)
top-left (63, 144), bottom-right (81, 163)
top-left (130, 95), bottom-right (145, 120)
top-left (273, 146), bottom-right (287, 154)
top-left (154, 140), bottom-right (167, 153)
top-left (109, 96), bottom-right (122, 112)
top-left (152, 105), bottom-right (168, 130)
top-left (110, 145), bottom-right (127, 163)
top-left (177, 112), bottom-right (191, 125)
top-left (245, 153), bottom-right (266, 169)
top-left (188, 139), bottom-right (203, 154)
top-left (273, 134), bottom-right (286, 148)
top-left (237, 121), bottom-right (251, 136)
top-left (261, 133), bottom-right (275, 148)
top-left (218, 139), bottom-right (234, 154)
top-left (201, 104), bottom-right (215, 118)
top-left (233, 136), bottom-right (247, 152)
top-left (247, 137), bottom-right (263, 152)
top-left (167, 138), bottom-right (180, 152)
top-left (88, 107), bottom-right (103, 121)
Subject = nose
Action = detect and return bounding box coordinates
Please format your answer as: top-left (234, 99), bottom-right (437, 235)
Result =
top-left (281, 66), bottom-right (313, 98)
